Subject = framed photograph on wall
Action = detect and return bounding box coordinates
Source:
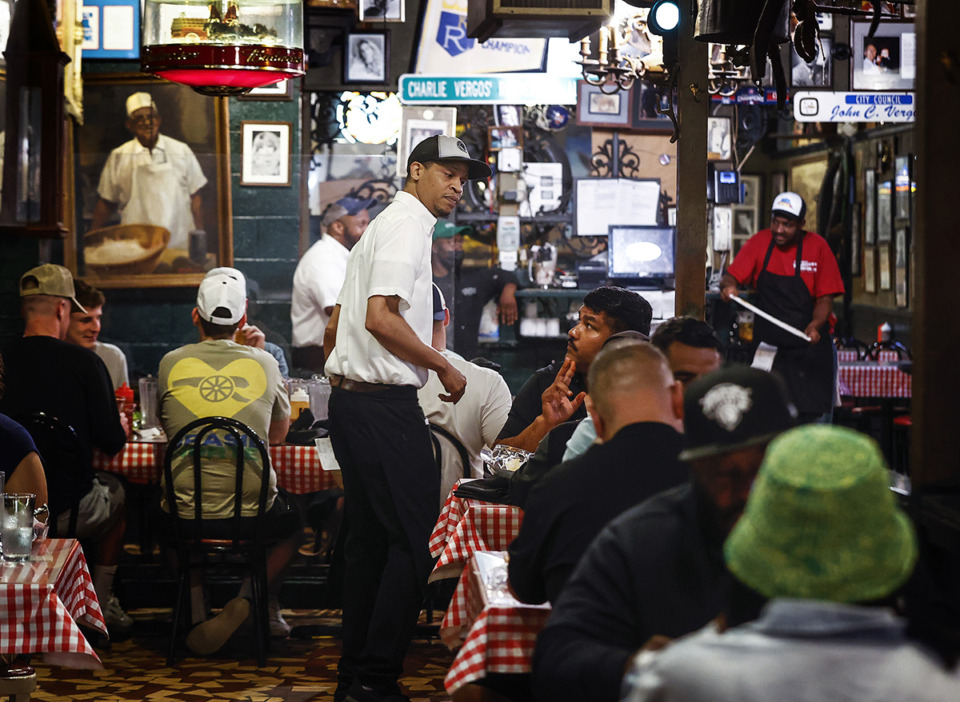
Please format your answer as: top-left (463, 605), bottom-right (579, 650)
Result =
top-left (238, 79), bottom-right (293, 101)
top-left (731, 205), bottom-right (757, 254)
top-left (69, 73), bottom-right (231, 289)
top-left (359, 0), bottom-right (404, 21)
top-left (879, 245), bottom-right (892, 290)
top-left (344, 31), bottom-right (389, 84)
top-left (851, 21), bottom-right (916, 91)
top-left (488, 125), bottom-right (523, 152)
top-left (895, 224), bottom-right (909, 307)
top-left (864, 247), bottom-right (877, 293)
top-left (791, 34), bottom-right (833, 89)
top-left (576, 82), bottom-right (631, 128)
top-left (863, 169), bottom-right (876, 244)
top-left (240, 121), bottom-right (291, 187)
top-left (396, 106), bottom-right (457, 178)
top-left (877, 179), bottom-right (893, 243)
top-left (895, 154), bottom-right (912, 221)
top-left (707, 116), bottom-right (732, 160)
top-left (631, 81), bottom-right (673, 133)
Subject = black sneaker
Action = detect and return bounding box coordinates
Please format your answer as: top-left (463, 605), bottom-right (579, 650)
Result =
top-left (344, 682), bottom-right (410, 702)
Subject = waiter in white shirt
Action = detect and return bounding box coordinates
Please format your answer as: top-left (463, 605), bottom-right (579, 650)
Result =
top-left (323, 135), bottom-right (491, 702)
top-left (91, 92), bottom-right (207, 251)
top-left (290, 196), bottom-right (376, 373)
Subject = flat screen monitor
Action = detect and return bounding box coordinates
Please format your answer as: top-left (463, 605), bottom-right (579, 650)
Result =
top-left (607, 225), bottom-right (676, 282)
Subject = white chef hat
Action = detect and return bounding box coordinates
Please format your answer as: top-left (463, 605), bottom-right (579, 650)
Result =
top-left (126, 92), bottom-right (157, 117)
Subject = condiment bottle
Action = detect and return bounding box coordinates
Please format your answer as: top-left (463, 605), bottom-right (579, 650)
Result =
top-left (290, 387), bottom-right (310, 419)
top-left (115, 382), bottom-right (135, 436)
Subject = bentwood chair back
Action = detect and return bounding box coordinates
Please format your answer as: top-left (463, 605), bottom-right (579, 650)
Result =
top-left (14, 412), bottom-right (82, 538)
top-left (162, 416), bottom-right (272, 667)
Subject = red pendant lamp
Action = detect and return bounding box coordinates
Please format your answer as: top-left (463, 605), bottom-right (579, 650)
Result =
top-left (141, 0), bottom-right (305, 96)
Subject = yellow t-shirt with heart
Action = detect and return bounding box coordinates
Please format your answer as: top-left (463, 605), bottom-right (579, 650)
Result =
top-left (158, 339), bottom-right (291, 518)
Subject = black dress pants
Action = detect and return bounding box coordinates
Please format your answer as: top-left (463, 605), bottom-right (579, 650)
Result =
top-left (328, 384), bottom-right (439, 692)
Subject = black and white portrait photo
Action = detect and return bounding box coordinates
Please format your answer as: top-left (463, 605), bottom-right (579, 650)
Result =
top-left (792, 35), bottom-right (833, 88)
top-left (359, 0), bottom-right (404, 21)
top-left (241, 121), bottom-right (291, 187)
top-left (345, 32), bottom-right (388, 84)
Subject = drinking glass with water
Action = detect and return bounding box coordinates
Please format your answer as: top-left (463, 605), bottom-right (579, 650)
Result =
top-left (1, 493), bottom-right (36, 561)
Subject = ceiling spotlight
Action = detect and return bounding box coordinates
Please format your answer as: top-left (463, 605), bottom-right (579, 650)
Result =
top-left (648, 0), bottom-right (680, 35)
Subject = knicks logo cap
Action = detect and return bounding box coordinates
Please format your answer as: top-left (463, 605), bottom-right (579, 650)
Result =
top-left (771, 191), bottom-right (806, 221)
top-left (406, 135), bottom-right (492, 181)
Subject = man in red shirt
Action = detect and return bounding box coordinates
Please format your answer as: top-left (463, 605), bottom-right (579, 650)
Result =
top-left (721, 191), bottom-right (844, 422)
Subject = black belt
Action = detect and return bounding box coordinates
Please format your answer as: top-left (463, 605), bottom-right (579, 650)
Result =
top-left (328, 374), bottom-right (393, 393)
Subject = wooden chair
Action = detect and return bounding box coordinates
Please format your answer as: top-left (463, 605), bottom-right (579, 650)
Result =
top-left (162, 416), bottom-right (273, 666)
top-left (0, 670), bottom-right (36, 702)
top-left (14, 412), bottom-right (82, 537)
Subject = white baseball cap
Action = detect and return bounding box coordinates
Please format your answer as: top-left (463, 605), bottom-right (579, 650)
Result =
top-left (197, 267), bottom-right (247, 325)
top-left (771, 191), bottom-right (806, 221)
top-left (126, 92), bottom-right (156, 117)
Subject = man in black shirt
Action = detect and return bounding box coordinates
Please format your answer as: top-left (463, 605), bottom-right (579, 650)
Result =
top-left (497, 286), bottom-right (652, 452)
top-left (531, 366), bottom-right (796, 702)
top-left (0, 264), bottom-right (131, 636)
top-left (431, 220), bottom-right (518, 361)
top-left (508, 340), bottom-right (686, 605)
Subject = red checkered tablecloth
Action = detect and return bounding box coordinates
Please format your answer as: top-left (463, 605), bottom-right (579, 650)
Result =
top-left (837, 350), bottom-right (901, 363)
top-left (92, 441), bottom-right (339, 494)
top-left (0, 539), bottom-right (106, 669)
top-left (429, 481), bottom-right (482, 558)
top-left (441, 551), bottom-right (551, 693)
top-left (838, 362), bottom-right (913, 399)
top-left (428, 504), bottom-right (523, 583)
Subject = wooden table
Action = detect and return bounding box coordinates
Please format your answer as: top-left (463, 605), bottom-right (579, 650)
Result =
top-left (0, 539), bottom-right (107, 669)
top-left (440, 551), bottom-right (550, 694)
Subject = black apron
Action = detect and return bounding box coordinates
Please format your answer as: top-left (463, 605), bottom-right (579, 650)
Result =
top-left (754, 234), bottom-right (834, 415)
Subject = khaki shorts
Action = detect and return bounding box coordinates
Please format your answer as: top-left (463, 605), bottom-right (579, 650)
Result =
top-left (56, 472), bottom-right (125, 539)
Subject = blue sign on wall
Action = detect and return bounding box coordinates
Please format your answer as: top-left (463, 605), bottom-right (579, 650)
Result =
top-left (82, 0), bottom-right (140, 59)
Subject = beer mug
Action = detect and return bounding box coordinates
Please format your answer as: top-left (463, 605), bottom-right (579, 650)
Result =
top-left (1, 493), bottom-right (36, 561)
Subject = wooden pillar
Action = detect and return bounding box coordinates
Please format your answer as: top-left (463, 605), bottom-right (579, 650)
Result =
top-left (912, 0), bottom-right (960, 488)
top-left (674, 0), bottom-right (708, 319)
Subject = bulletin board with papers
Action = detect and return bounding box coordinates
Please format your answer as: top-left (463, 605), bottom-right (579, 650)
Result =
top-left (574, 178), bottom-right (661, 236)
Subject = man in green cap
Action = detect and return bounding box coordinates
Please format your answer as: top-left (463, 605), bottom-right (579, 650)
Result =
top-left (431, 220), bottom-right (518, 361)
top-left (622, 425), bottom-right (959, 701)
top-left (0, 264), bottom-right (132, 637)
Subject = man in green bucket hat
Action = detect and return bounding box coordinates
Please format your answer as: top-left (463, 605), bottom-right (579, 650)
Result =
top-left (622, 425), bottom-right (960, 701)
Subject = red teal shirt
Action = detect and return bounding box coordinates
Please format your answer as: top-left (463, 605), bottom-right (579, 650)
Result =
top-left (727, 229), bottom-right (845, 299)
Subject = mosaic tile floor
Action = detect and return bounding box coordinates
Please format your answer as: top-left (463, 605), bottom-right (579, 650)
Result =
top-left (31, 609), bottom-right (455, 702)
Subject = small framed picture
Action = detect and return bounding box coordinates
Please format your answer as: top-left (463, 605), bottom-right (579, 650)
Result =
top-left (359, 0), bottom-right (404, 22)
top-left (707, 116), bottom-right (733, 161)
top-left (488, 125), bottom-right (523, 152)
top-left (894, 154), bottom-right (912, 221)
top-left (240, 121), bottom-right (291, 187)
top-left (713, 206), bottom-right (733, 252)
top-left (791, 34), bottom-right (833, 89)
top-left (877, 179), bottom-right (893, 243)
top-left (864, 169), bottom-right (876, 244)
top-left (344, 31), bottom-right (389, 84)
top-left (238, 79), bottom-right (293, 101)
top-left (397, 105), bottom-right (457, 178)
top-left (731, 205), bottom-right (757, 254)
top-left (894, 225), bottom-right (909, 307)
top-left (851, 21), bottom-right (915, 91)
top-left (630, 81), bottom-right (674, 133)
top-left (496, 105), bottom-right (522, 127)
top-left (576, 81), bottom-right (631, 128)
top-left (851, 202), bottom-right (862, 277)
top-left (864, 247), bottom-right (877, 293)
top-left (879, 245), bottom-right (892, 290)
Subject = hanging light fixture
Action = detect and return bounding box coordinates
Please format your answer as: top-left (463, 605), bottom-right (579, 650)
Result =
top-left (141, 0), bottom-right (305, 96)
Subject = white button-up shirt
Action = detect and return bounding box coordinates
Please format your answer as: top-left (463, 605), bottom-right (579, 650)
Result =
top-left (325, 191), bottom-right (436, 387)
top-left (291, 233), bottom-right (351, 348)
